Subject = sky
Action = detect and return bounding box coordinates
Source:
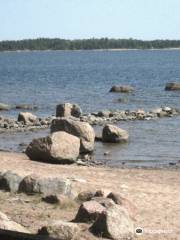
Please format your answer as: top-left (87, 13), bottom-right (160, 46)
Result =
top-left (0, 0), bottom-right (180, 41)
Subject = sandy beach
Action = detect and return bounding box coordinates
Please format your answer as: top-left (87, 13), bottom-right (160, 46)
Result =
top-left (0, 151), bottom-right (179, 239)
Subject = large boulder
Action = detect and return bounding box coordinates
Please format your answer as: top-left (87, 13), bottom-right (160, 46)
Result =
top-left (74, 200), bottom-right (106, 223)
top-left (38, 220), bottom-right (80, 240)
top-left (102, 124), bottom-right (129, 143)
top-left (91, 205), bottom-right (134, 240)
top-left (51, 118), bottom-right (95, 153)
top-left (0, 211), bottom-right (29, 233)
top-left (19, 174), bottom-right (72, 195)
top-left (56, 103), bottom-right (82, 118)
top-left (110, 85), bottom-right (134, 93)
top-left (26, 131), bottom-right (80, 163)
top-left (165, 82), bottom-right (180, 91)
top-left (18, 112), bottom-right (38, 124)
top-left (0, 103), bottom-right (11, 111)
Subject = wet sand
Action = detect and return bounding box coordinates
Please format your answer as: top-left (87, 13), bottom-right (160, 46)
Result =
top-left (0, 151), bottom-right (179, 239)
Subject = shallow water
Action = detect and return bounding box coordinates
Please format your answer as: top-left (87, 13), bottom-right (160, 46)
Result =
top-left (0, 50), bottom-right (180, 167)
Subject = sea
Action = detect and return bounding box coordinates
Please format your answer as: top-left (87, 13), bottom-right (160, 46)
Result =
top-left (0, 49), bottom-right (180, 168)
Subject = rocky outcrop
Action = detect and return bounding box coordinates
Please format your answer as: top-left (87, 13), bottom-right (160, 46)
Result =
top-left (26, 131), bottom-right (80, 163)
top-left (56, 103), bottom-right (82, 118)
top-left (91, 205), bottom-right (134, 240)
top-left (51, 118), bottom-right (95, 153)
top-left (165, 82), bottom-right (180, 91)
top-left (102, 124), bottom-right (129, 143)
top-left (38, 220), bottom-right (80, 240)
top-left (110, 85), bottom-right (134, 93)
top-left (0, 211), bottom-right (29, 233)
top-left (74, 200), bottom-right (106, 223)
top-left (18, 112), bottom-right (38, 125)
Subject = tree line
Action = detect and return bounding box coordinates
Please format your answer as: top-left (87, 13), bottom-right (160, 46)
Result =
top-left (0, 38), bottom-right (180, 51)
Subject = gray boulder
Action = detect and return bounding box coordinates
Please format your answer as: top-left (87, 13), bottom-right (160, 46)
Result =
top-left (19, 174), bottom-right (72, 195)
top-left (110, 85), bottom-right (134, 93)
top-left (165, 82), bottom-right (180, 91)
top-left (56, 103), bottom-right (82, 118)
top-left (51, 118), bottom-right (95, 153)
top-left (91, 205), bottom-right (134, 240)
top-left (102, 124), bottom-right (129, 143)
top-left (38, 220), bottom-right (80, 240)
top-left (0, 171), bottom-right (24, 193)
top-left (26, 131), bottom-right (80, 163)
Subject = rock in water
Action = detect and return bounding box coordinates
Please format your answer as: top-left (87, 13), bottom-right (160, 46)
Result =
top-left (56, 103), bottom-right (82, 118)
top-left (15, 104), bottom-right (38, 110)
top-left (38, 220), bottom-right (80, 240)
top-left (51, 118), bottom-right (95, 153)
top-left (102, 124), bottom-right (129, 143)
top-left (0, 103), bottom-right (11, 111)
top-left (91, 205), bottom-right (134, 240)
top-left (165, 82), bottom-right (180, 91)
top-left (110, 85), bottom-right (134, 93)
top-left (74, 200), bottom-right (106, 223)
top-left (18, 112), bottom-right (38, 124)
top-left (26, 131), bottom-right (80, 163)
top-left (0, 211), bottom-right (30, 233)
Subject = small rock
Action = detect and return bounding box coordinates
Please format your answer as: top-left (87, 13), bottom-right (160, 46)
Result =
top-left (78, 191), bottom-right (95, 202)
top-left (110, 85), bottom-right (134, 93)
top-left (0, 103), bottom-right (11, 111)
top-left (165, 82), bottom-right (180, 91)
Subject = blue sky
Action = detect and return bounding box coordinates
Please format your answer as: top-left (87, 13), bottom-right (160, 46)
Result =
top-left (1, 0), bottom-right (180, 40)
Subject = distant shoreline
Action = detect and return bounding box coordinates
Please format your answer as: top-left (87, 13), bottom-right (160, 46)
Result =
top-left (1, 47), bottom-right (180, 53)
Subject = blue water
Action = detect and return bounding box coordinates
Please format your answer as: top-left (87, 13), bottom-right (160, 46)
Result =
top-left (0, 50), bottom-right (180, 167)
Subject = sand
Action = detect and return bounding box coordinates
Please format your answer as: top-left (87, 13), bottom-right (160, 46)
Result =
top-left (0, 151), bottom-right (179, 239)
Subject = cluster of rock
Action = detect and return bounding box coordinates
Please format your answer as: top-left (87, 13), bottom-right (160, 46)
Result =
top-left (165, 82), bottom-right (180, 91)
top-left (0, 170), bottom-right (72, 196)
top-left (0, 113), bottom-right (53, 133)
top-left (38, 190), bottom-right (135, 240)
top-left (25, 103), bottom-right (130, 164)
top-left (81, 106), bottom-right (180, 125)
top-left (0, 168), bottom-right (135, 239)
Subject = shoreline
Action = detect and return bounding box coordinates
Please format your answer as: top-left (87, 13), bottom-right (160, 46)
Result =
top-left (1, 47), bottom-right (180, 53)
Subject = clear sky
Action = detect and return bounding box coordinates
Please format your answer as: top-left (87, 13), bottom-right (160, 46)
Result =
top-left (1, 0), bottom-right (180, 41)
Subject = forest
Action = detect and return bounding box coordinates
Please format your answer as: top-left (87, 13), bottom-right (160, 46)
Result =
top-left (0, 38), bottom-right (180, 51)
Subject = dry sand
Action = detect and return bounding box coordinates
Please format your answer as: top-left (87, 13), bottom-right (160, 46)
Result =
top-left (0, 151), bottom-right (179, 239)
